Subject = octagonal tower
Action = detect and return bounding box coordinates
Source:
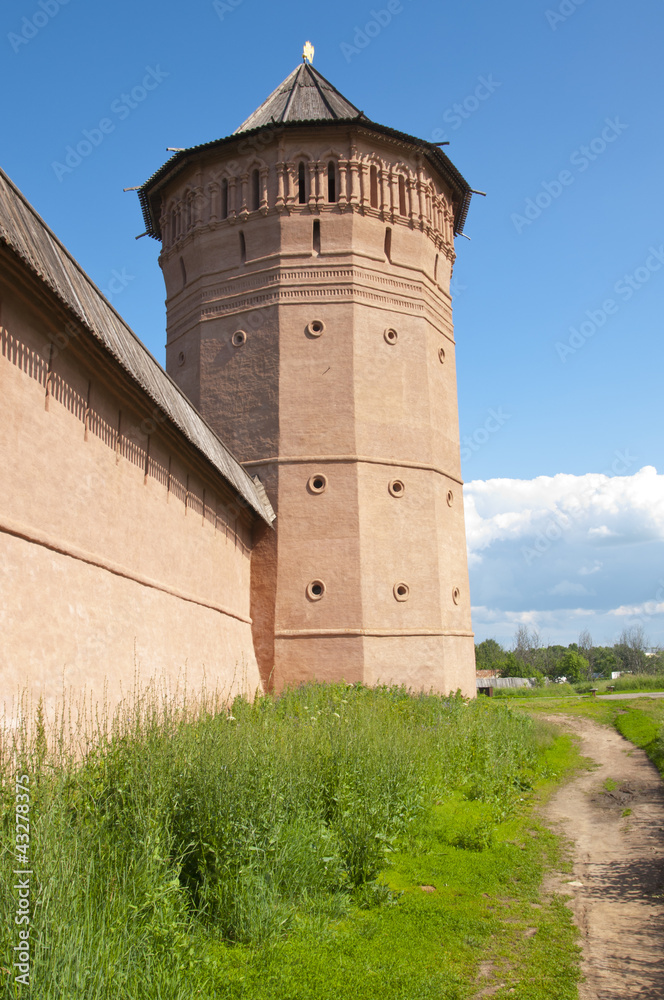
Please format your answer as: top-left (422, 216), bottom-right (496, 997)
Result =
top-left (139, 57), bottom-right (476, 696)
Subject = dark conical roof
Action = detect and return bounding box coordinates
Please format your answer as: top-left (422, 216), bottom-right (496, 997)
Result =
top-left (233, 63), bottom-right (364, 133)
top-left (138, 62), bottom-right (473, 239)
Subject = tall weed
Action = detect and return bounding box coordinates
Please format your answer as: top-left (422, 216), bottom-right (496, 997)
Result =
top-left (1, 682), bottom-right (543, 997)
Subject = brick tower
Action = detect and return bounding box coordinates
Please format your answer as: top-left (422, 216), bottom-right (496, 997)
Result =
top-left (138, 53), bottom-right (476, 695)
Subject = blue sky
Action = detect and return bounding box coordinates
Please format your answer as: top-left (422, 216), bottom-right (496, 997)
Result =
top-left (3, 0), bottom-right (663, 648)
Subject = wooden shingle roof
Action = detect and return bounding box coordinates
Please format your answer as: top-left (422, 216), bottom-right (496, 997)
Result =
top-left (137, 63), bottom-right (473, 242)
top-left (233, 63), bottom-right (365, 133)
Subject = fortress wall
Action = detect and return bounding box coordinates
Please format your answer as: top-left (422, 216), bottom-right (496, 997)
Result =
top-left (271, 635), bottom-right (365, 689)
top-left (362, 634), bottom-right (477, 699)
top-left (0, 531), bottom-right (261, 718)
top-left (0, 280), bottom-right (262, 718)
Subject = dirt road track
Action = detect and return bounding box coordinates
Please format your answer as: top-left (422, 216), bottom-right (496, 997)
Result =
top-left (542, 714), bottom-right (664, 999)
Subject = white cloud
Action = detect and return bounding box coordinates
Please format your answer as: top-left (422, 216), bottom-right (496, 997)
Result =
top-left (588, 525), bottom-right (617, 538)
top-left (465, 466), bottom-right (664, 560)
top-left (579, 561), bottom-right (603, 575)
top-left (548, 581), bottom-right (593, 597)
top-left (609, 601), bottom-right (664, 618)
top-left (464, 467), bottom-right (664, 646)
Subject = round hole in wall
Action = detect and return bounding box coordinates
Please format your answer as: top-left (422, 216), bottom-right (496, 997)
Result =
top-left (452, 587), bottom-right (460, 605)
top-left (231, 330), bottom-right (247, 348)
top-left (438, 347), bottom-right (446, 364)
top-left (177, 351), bottom-right (186, 367)
top-left (388, 479), bottom-right (405, 498)
top-left (394, 582), bottom-right (410, 602)
top-left (308, 474), bottom-right (328, 494)
top-left (307, 579), bottom-right (326, 601)
top-left (446, 490), bottom-right (454, 507)
top-left (306, 319), bottom-right (325, 338)
top-left (384, 327), bottom-right (398, 345)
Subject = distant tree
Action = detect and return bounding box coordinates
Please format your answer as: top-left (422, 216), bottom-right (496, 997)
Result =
top-left (475, 639), bottom-right (504, 671)
top-left (513, 625), bottom-right (530, 660)
top-left (534, 645), bottom-right (568, 679)
top-left (512, 626), bottom-right (541, 672)
top-left (578, 629), bottom-right (592, 653)
top-left (647, 648), bottom-right (664, 674)
top-left (615, 625), bottom-right (648, 673)
top-left (593, 647), bottom-right (619, 678)
top-left (578, 630), bottom-right (594, 678)
top-left (558, 651), bottom-right (589, 684)
top-left (500, 651), bottom-right (531, 679)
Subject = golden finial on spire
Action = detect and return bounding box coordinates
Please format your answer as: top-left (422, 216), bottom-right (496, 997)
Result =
top-left (302, 41), bottom-right (314, 64)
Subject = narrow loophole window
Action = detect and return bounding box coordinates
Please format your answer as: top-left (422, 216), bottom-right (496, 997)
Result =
top-left (434, 253), bottom-right (438, 282)
top-left (384, 227), bottom-right (392, 262)
top-left (298, 161), bottom-right (306, 204)
top-left (239, 230), bottom-right (246, 264)
top-left (221, 178), bottom-right (228, 219)
top-left (179, 256), bottom-right (187, 287)
top-left (370, 166), bottom-right (379, 208)
top-left (312, 219), bottom-right (321, 254)
top-left (398, 175), bottom-right (407, 215)
top-left (251, 169), bottom-right (260, 211)
top-left (327, 161), bottom-right (336, 202)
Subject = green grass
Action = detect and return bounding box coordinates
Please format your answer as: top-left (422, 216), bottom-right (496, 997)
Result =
top-left (198, 716), bottom-right (584, 1000)
top-left (493, 673), bottom-right (664, 700)
top-left (510, 690), bottom-right (664, 779)
top-left (601, 673), bottom-right (664, 694)
top-left (1, 684), bottom-right (584, 999)
top-left (492, 683), bottom-right (578, 700)
top-left (614, 705), bottom-right (664, 776)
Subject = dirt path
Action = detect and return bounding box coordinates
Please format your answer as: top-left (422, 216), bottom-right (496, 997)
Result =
top-left (541, 714), bottom-right (664, 999)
